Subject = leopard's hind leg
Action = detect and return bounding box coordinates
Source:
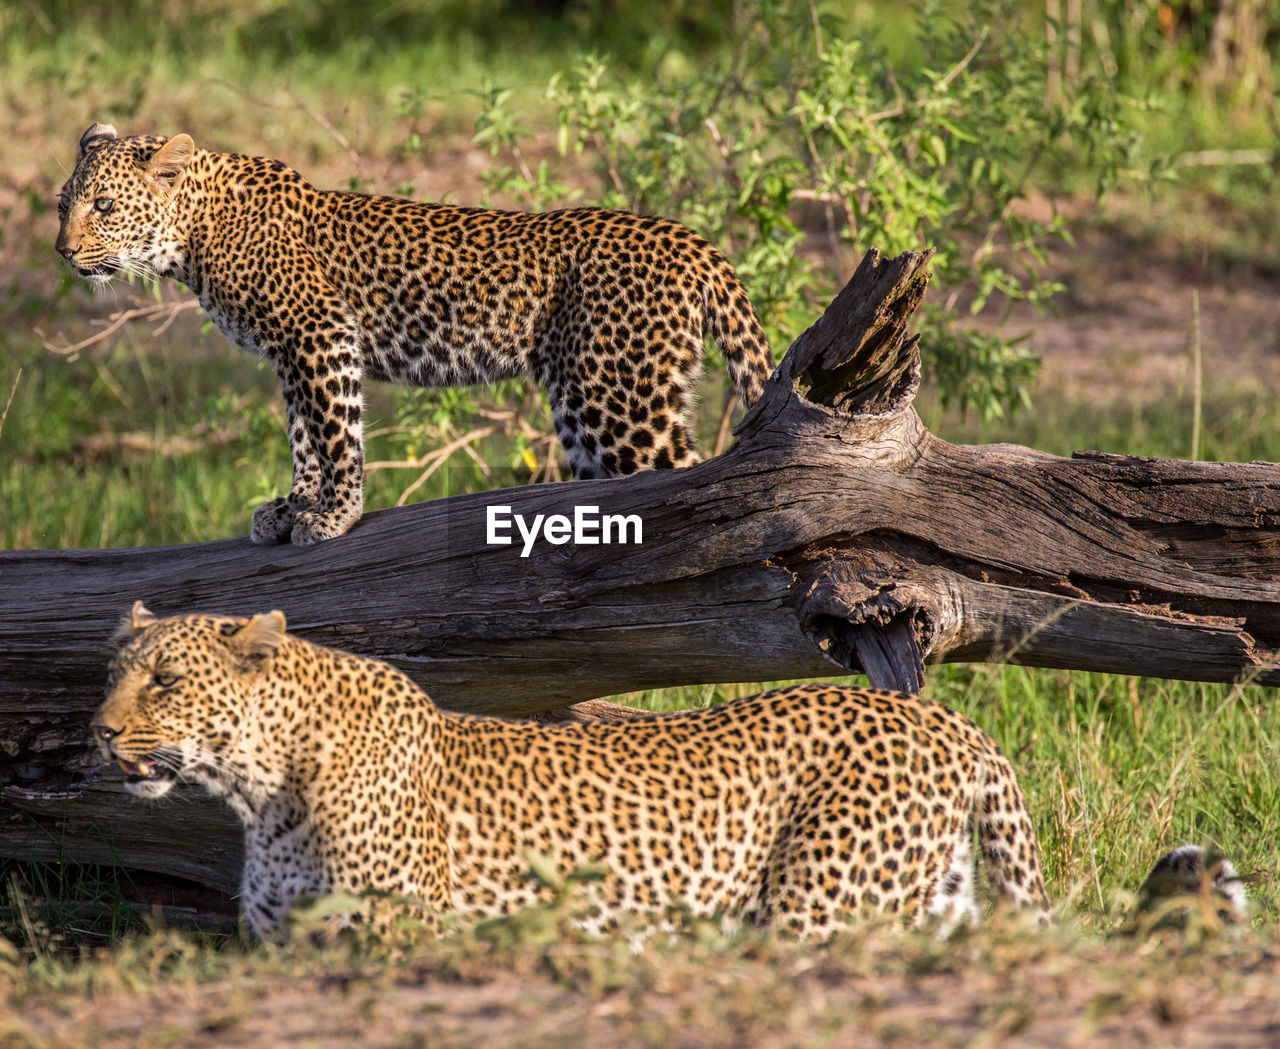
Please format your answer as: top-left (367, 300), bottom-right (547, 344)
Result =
top-left (541, 333), bottom-right (702, 479)
top-left (976, 751), bottom-right (1051, 918)
top-left (926, 820), bottom-right (980, 927)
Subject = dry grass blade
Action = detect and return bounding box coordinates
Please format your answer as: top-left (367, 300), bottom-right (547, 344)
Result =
top-left (1189, 287), bottom-right (1202, 461)
top-left (0, 368), bottom-right (21, 444)
top-left (287, 89), bottom-right (369, 183)
top-left (366, 424), bottom-right (501, 505)
top-left (70, 426), bottom-right (238, 463)
top-left (365, 399), bottom-right (568, 498)
top-left (712, 390), bottom-right (740, 457)
top-left (40, 299), bottom-right (201, 357)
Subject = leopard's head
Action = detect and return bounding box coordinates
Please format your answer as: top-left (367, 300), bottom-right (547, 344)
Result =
top-left (56, 124), bottom-right (195, 283)
top-left (93, 602), bottom-right (287, 800)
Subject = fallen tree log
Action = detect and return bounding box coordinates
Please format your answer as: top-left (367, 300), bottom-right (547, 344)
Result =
top-left (2, 247), bottom-right (1278, 898)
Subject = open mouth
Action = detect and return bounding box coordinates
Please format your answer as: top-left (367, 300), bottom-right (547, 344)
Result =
top-left (116, 756), bottom-right (177, 786)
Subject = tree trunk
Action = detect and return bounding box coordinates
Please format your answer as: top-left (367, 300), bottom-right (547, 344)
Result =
top-left (3, 247), bottom-right (1278, 899)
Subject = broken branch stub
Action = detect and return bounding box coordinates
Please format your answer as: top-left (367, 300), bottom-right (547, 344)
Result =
top-left (783, 246), bottom-right (932, 416)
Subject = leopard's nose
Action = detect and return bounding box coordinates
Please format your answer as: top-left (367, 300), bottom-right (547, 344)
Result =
top-left (92, 724), bottom-right (116, 744)
top-left (56, 242), bottom-right (78, 261)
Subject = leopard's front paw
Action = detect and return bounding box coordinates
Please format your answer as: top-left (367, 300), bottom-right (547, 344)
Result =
top-left (250, 497), bottom-right (297, 545)
top-left (290, 507), bottom-right (359, 546)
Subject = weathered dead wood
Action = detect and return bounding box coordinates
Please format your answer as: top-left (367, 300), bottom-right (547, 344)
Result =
top-left (2, 247), bottom-right (1278, 896)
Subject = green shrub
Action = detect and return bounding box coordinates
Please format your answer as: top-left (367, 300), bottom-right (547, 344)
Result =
top-left (458, 0), bottom-right (1154, 421)
top-left (379, 0), bottom-right (1158, 478)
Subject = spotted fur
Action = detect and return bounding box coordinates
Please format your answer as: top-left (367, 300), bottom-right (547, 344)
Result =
top-left (94, 603), bottom-right (1049, 938)
top-left (56, 124), bottom-right (774, 545)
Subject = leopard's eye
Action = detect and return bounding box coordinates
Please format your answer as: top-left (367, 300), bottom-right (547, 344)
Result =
top-left (56, 192), bottom-right (69, 215)
top-left (153, 672), bottom-right (179, 688)
top-left (93, 197), bottom-right (114, 214)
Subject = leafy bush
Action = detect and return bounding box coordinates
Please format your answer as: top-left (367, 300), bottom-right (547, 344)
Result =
top-left (458, 0), bottom-right (1154, 423)
top-left (381, 0), bottom-right (1157, 489)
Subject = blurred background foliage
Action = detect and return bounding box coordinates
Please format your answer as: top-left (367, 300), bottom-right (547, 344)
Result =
top-left (4, 0), bottom-right (1277, 427)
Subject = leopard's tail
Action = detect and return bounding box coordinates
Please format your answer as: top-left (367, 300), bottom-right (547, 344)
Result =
top-left (975, 747), bottom-right (1052, 918)
top-left (704, 255), bottom-right (774, 407)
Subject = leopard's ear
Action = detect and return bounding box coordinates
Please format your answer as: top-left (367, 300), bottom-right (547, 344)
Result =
top-left (114, 601), bottom-right (157, 645)
top-left (226, 611), bottom-right (287, 671)
top-left (147, 133), bottom-right (194, 189)
top-left (79, 123), bottom-right (118, 157)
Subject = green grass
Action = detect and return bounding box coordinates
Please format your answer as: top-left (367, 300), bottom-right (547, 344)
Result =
top-left (0, 332), bottom-right (542, 549)
top-left (940, 668), bottom-right (1279, 920)
top-left (920, 385), bottom-right (1280, 464)
top-left (0, 334), bottom-right (279, 549)
top-left (3, 1), bottom-right (578, 123)
top-left (0, 859), bottom-right (164, 953)
top-left (4, 0), bottom-right (925, 187)
top-left (6, 324), bottom-right (1278, 549)
top-left (7, 1), bottom-right (1275, 262)
top-left (5, 885), bottom-right (1279, 1047)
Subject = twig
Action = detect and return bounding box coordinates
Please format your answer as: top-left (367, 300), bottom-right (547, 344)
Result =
top-left (936, 23), bottom-right (992, 93)
top-left (790, 188), bottom-right (841, 204)
top-left (776, 61), bottom-right (854, 282)
top-left (367, 425), bottom-right (503, 504)
top-left (475, 405), bottom-right (557, 444)
top-left (367, 401), bottom-right (566, 494)
top-left (207, 80), bottom-right (371, 184)
top-left (20, 0), bottom-right (54, 35)
top-left (287, 90), bottom-right (369, 184)
top-left (1045, 0), bottom-right (1062, 106)
top-left (393, 426), bottom-right (500, 506)
top-left (1176, 148), bottom-right (1274, 168)
top-left (1090, 8), bottom-right (1118, 78)
top-left (703, 118), bottom-right (745, 195)
top-left (71, 427), bottom-right (238, 462)
top-left (866, 69), bottom-right (907, 123)
top-left (943, 141), bottom-right (1047, 314)
top-left (151, 300), bottom-right (189, 338)
top-left (1063, 0), bottom-right (1081, 85)
top-left (41, 299), bottom-right (201, 356)
top-left (1189, 288), bottom-right (1202, 462)
top-left (364, 424), bottom-right (431, 441)
top-left (866, 29), bottom-right (992, 123)
top-left (459, 440), bottom-right (495, 476)
top-left (91, 359), bottom-right (135, 412)
top-left (588, 128), bottom-right (626, 197)
top-left (713, 391), bottom-right (740, 457)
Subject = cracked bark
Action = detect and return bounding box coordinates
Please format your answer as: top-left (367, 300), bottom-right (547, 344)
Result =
top-left (2, 246), bottom-right (1277, 898)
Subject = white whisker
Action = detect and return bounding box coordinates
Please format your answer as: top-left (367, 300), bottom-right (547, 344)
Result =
top-left (186, 744), bottom-right (255, 787)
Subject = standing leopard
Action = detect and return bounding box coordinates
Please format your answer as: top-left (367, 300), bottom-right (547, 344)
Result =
top-left (94, 603), bottom-right (1051, 938)
top-left (55, 124), bottom-right (774, 545)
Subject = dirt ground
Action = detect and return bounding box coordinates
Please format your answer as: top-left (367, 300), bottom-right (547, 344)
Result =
top-left (991, 224), bottom-right (1280, 401)
top-left (9, 923), bottom-right (1280, 1048)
